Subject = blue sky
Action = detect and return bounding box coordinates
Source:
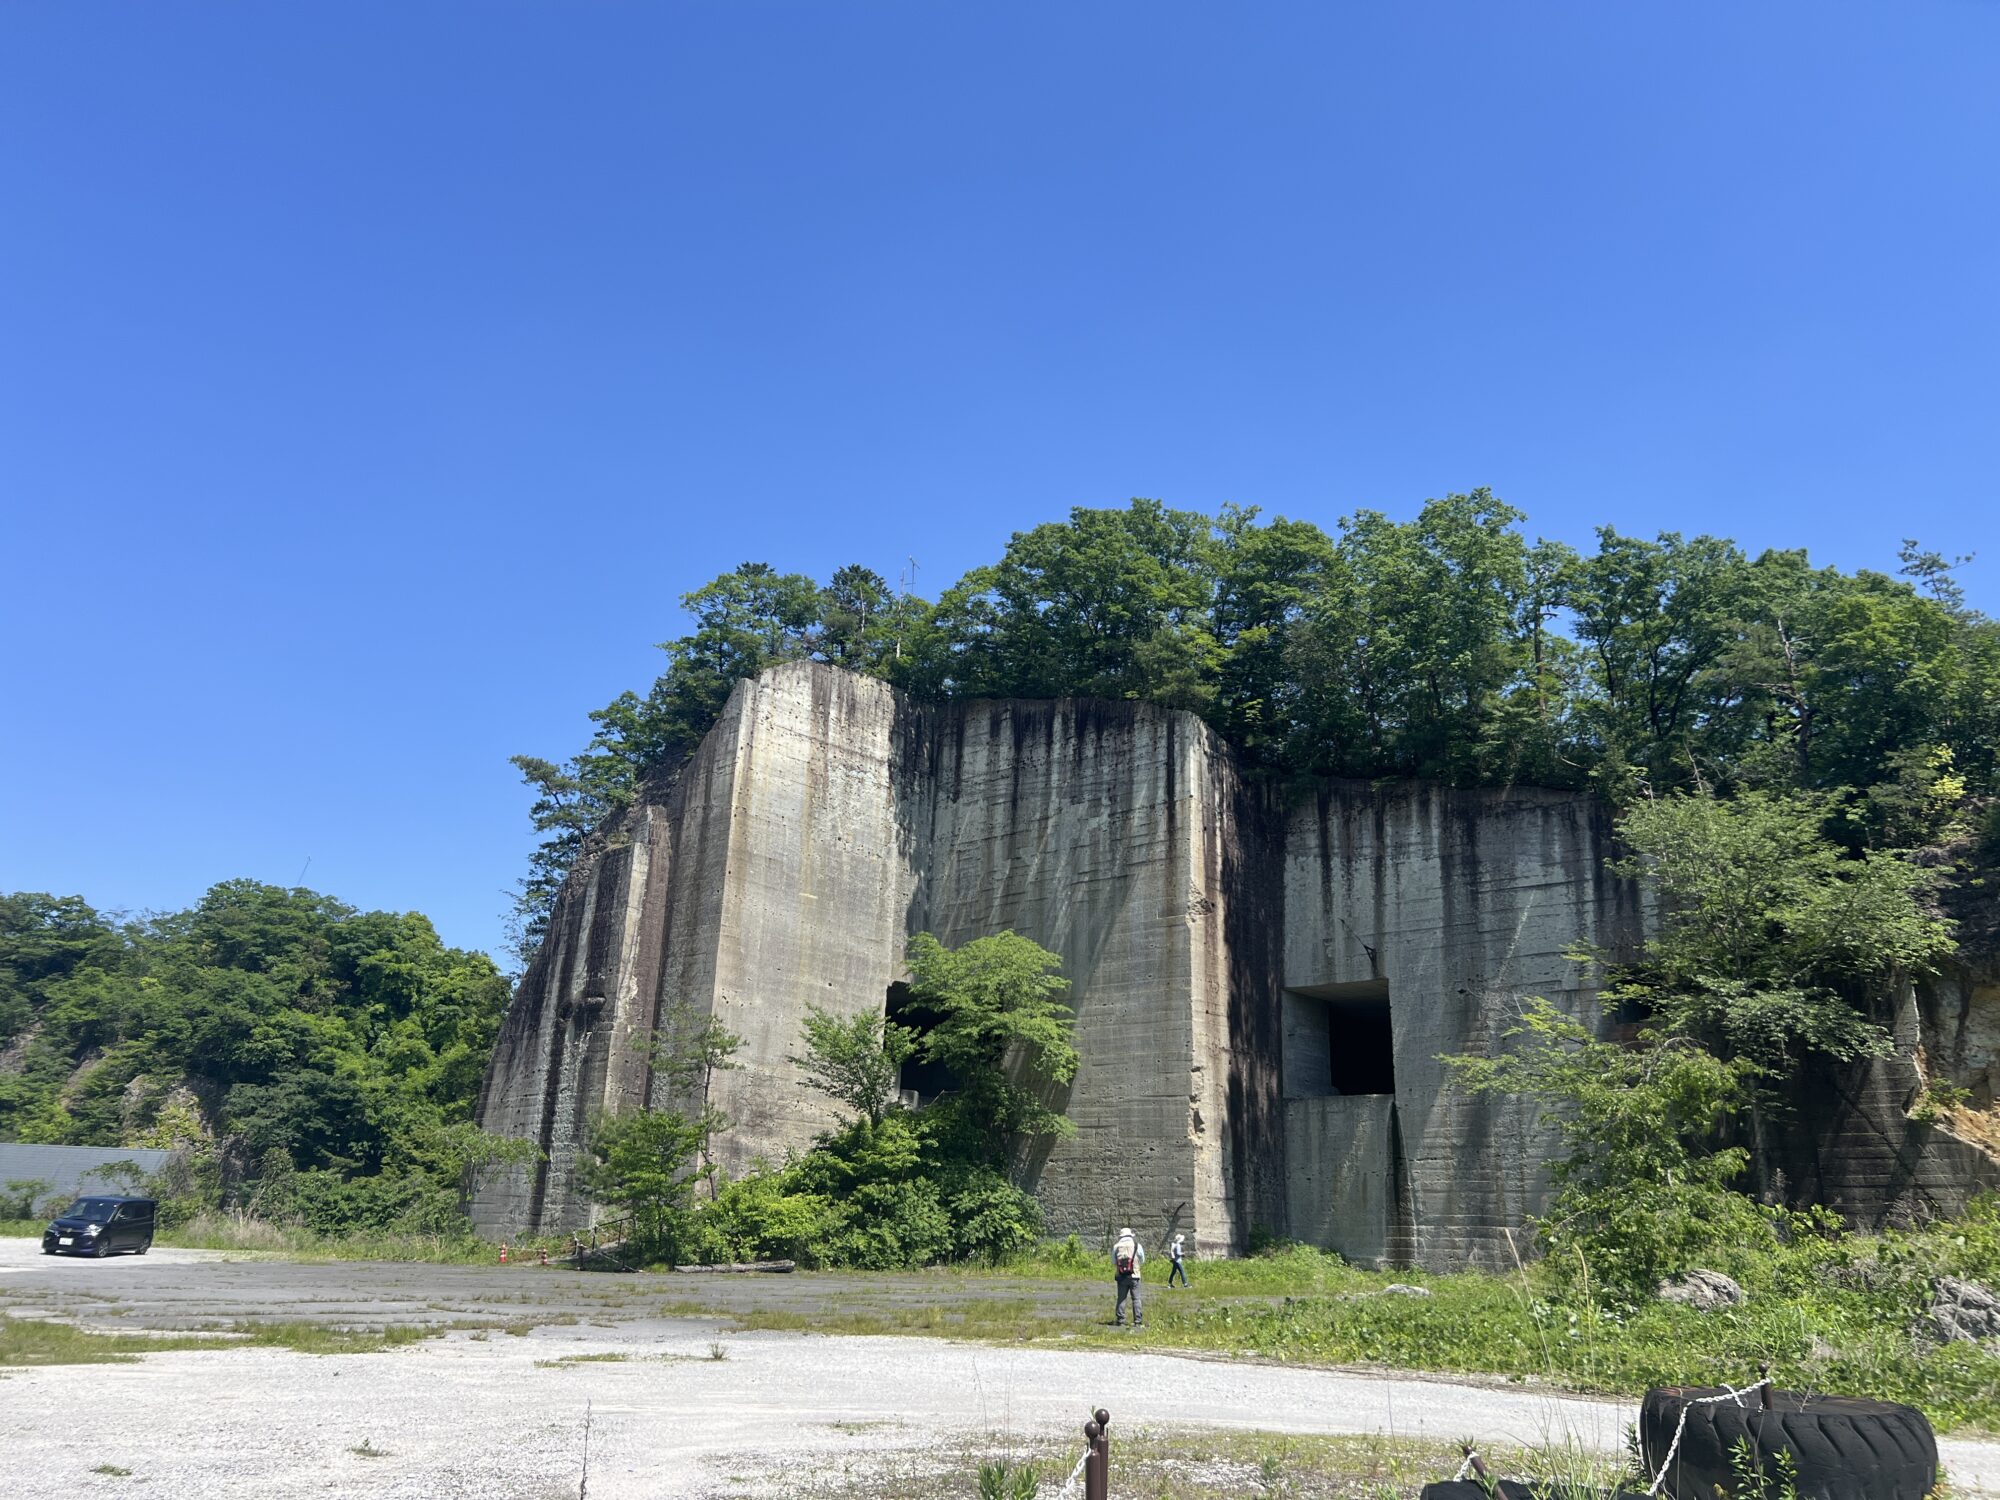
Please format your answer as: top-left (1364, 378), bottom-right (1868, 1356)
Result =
top-left (3, 3), bottom-right (1996, 961)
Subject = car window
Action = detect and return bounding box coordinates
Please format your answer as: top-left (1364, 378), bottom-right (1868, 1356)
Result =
top-left (62, 1198), bottom-right (120, 1220)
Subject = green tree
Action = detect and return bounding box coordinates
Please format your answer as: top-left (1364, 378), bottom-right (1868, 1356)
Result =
top-left (1565, 528), bottom-right (1749, 796)
top-left (576, 1108), bottom-right (705, 1253)
top-left (645, 1003), bottom-right (742, 1198)
top-left (1290, 490), bottom-right (1535, 781)
top-left (1210, 506), bottom-right (1339, 764)
top-left (1609, 790), bottom-right (1950, 1080)
top-left (902, 930), bottom-right (1078, 1161)
top-left (0, 881), bottom-right (514, 1235)
top-left (933, 500), bottom-right (1224, 709)
top-left (790, 1004), bottom-right (914, 1127)
top-left (1445, 997), bottom-right (1771, 1300)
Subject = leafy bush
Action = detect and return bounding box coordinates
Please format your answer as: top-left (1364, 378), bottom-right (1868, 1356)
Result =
top-left (586, 932), bottom-right (1068, 1271)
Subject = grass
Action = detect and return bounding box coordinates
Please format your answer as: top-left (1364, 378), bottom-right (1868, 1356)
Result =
top-left (0, 1212), bottom-right (574, 1265)
top-left (91, 1464), bottom-right (132, 1477)
top-left (717, 1237), bottom-right (2000, 1433)
top-left (533, 1351), bottom-right (631, 1367)
top-left (0, 1313), bottom-right (447, 1366)
top-left (751, 1427), bottom-right (1521, 1500)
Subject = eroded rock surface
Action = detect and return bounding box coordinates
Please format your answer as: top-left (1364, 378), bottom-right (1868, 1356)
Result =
top-left (1657, 1270), bottom-right (1745, 1311)
top-left (1930, 1276), bottom-right (2000, 1345)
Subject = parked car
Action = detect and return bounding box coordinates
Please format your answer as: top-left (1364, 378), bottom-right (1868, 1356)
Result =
top-left (41, 1195), bottom-right (156, 1257)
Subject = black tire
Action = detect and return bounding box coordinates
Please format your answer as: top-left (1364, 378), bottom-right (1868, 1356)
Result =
top-left (93, 1238), bottom-right (111, 1259)
top-left (1421, 1482), bottom-right (1649, 1500)
top-left (136, 1239), bottom-right (150, 1255)
top-left (1640, 1386), bottom-right (1936, 1500)
top-left (1423, 1481), bottom-right (1537, 1500)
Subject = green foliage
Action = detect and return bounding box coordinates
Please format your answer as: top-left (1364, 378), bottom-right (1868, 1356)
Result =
top-left (513, 499), bottom-right (2000, 962)
top-left (976, 1459), bottom-right (1040, 1500)
top-left (903, 930), bottom-right (1078, 1162)
top-left (0, 1178), bottom-right (53, 1218)
top-left (577, 1009), bottom-right (743, 1259)
top-left (790, 1004), bottom-right (914, 1127)
top-left (1445, 997), bottom-right (1773, 1298)
top-left (1610, 789), bottom-right (1950, 1076)
top-left (0, 881), bottom-right (518, 1237)
top-left (1449, 787), bottom-right (1958, 1299)
top-left (588, 932), bottom-right (1063, 1269)
top-left (576, 1108), bottom-right (705, 1255)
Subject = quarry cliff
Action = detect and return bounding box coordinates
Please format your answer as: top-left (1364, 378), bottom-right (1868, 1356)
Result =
top-left (474, 661), bottom-right (2000, 1267)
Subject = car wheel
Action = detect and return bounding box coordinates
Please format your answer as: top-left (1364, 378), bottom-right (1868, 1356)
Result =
top-left (136, 1240), bottom-right (150, 1255)
top-left (93, 1239), bottom-right (111, 1258)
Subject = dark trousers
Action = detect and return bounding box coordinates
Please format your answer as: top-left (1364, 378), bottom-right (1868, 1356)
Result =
top-left (1114, 1273), bottom-right (1143, 1325)
top-left (1167, 1259), bottom-right (1187, 1287)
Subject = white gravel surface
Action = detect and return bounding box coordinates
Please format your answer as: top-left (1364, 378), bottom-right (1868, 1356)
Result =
top-left (9, 1321), bottom-right (2000, 1500)
top-left (6, 1241), bottom-right (1999, 1498)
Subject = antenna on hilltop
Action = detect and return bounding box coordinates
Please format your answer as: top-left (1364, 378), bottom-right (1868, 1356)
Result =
top-left (895, 556), bottom-right (918, 660)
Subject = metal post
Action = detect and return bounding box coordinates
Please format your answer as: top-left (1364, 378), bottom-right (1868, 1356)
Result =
top-left (1084, 1408), bottom-right (1111, 1500)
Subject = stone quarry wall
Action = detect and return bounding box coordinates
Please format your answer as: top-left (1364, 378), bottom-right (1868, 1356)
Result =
top-left (474, 662), bottom-right (1282, 1250)
top-left (473, 660), bottom-right (1993, 1263)
top-left (1280, 783), bottom-right (1645, 1270)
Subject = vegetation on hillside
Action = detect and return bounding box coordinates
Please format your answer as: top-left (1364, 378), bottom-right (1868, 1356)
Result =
top-left (0, 882), bottom-right (530, 1234)
top-left (511, 494), bottom-right (1999, 955)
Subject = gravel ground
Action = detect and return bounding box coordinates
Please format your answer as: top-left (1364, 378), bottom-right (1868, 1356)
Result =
top-left (5, 1240), bottom-right (1998, 1498)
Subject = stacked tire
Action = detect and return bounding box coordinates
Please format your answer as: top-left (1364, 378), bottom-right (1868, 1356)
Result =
top-left (1638, 1387), bottom-right (1937, 1500)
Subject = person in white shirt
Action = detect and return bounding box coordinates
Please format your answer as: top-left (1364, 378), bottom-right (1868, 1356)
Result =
top-left (1111, 1226), bottom-right (1145, 1327)
top-left (1167, 1231), bottom-right (1188, 1287)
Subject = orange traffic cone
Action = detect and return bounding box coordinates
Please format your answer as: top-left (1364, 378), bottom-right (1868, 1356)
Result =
top-left (499, 1241), bottom-right (509, 1264)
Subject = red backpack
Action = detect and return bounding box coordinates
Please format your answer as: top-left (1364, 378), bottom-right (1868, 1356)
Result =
top-left (1114, 1240), bottom-right (1136, 1274)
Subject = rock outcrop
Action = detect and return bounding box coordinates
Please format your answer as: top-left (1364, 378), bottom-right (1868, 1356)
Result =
top-left (1658, 1269), bottom-right (1746, 1311)
top-left (1928, 1275), bottom-right (2000, 1346)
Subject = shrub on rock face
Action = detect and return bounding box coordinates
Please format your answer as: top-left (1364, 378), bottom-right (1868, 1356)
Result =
top-left (1657, 1269), bottom-right (1745, 1311)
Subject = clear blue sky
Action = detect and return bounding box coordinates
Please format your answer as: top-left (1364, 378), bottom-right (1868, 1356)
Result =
top-left (3, 4), bottom-right (1996, 962)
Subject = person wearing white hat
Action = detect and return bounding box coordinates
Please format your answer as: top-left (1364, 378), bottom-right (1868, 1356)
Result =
top-left (1111, 1226), bottom-right (1145, 1327)
top-left (1167, 1232), bottom-right (1188, 1288)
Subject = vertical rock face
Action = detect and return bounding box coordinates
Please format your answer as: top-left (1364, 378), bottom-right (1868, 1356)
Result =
top-left (474, 663), bottom-right (1285, 1250)
top-left (1279, 783), bottom-right (1645, 1269)
top-left (474, 661), bottom-right (1991, 1263)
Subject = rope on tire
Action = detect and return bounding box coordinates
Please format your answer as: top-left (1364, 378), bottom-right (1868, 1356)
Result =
top-left (1644, 1377), bottom-right (1773, 1499)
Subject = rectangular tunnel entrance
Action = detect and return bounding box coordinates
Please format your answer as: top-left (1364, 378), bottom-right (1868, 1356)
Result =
top-left (1282, 978), bottom-right (1395, 1098)
top-left (885, 981), bottom-right (957, 1106)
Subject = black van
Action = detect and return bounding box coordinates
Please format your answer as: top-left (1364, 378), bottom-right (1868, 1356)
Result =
top-left (41, 1195), bottom-right (156, 1257)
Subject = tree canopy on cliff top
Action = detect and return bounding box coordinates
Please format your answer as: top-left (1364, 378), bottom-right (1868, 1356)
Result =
top-left (512, 493), bottom-right (2000, 958)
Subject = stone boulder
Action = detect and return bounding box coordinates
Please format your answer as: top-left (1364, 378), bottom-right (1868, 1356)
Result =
top-left (1929, 1276), bottom-right (2000, 1345)
top-left (1657, 1269), bottom-right (1745, 1311)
